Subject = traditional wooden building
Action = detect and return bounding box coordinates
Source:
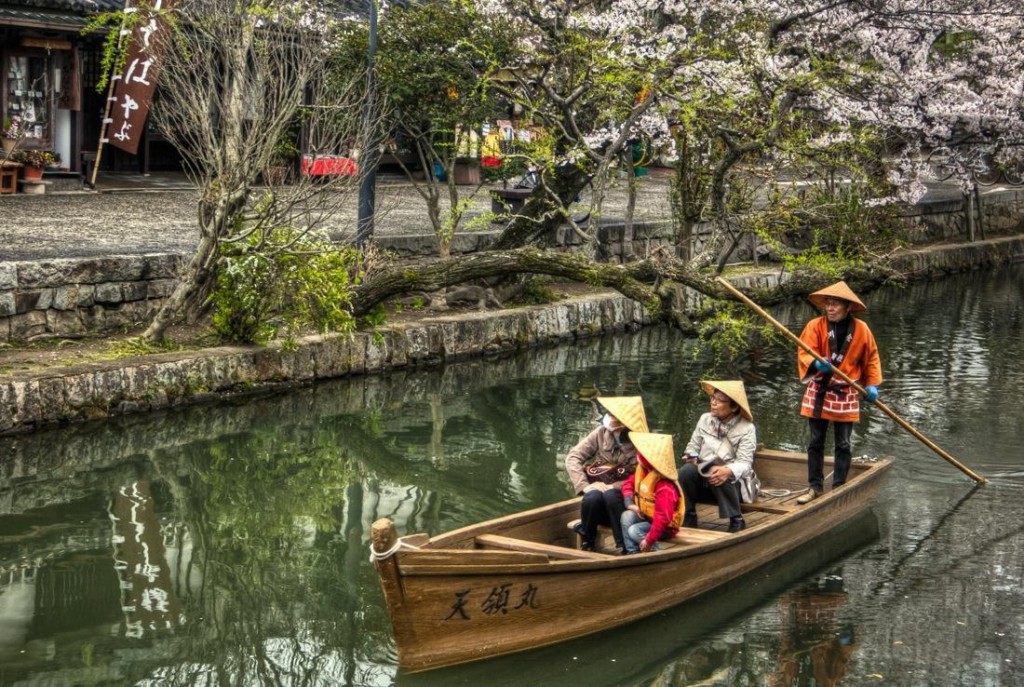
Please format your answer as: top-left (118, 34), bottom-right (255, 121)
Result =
top-left (1, 0), bottom-right (180, 175)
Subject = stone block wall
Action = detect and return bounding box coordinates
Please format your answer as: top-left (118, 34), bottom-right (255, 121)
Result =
top-left (0, 254), bottom-right (182, 342)
top-left (899, 188), bottom-right (1024, 242)
top-left (686, 188), bottom-right (1024, 256)
top-left (0, 292), bottom-right (651, 434)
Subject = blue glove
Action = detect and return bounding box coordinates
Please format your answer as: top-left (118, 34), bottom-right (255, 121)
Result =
top-left (813, 359), bottom-right (832, 373)
top-left (865, 385), bottom-right (879, 402)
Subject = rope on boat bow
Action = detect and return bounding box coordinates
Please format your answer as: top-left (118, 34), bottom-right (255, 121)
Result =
top-left (369, 537), bottom-right (422, 563)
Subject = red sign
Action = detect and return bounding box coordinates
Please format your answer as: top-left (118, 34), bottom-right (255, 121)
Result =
top-left (107, 0), bottom-right (175, 155)
top-left (301, 155), bottom-right (359, 177)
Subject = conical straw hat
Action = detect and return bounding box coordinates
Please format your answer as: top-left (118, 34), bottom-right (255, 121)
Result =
top-left (630, 432), bottom-right (677, 481)
top-left (700, 380), bottom-right (753, 422)
top-left (808, 280), bottom-right (867, 314)
top-left (597, 396), bottom-right (649, 433)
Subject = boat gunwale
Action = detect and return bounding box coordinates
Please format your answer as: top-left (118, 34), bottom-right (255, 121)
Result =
top-left (392, 454), bottom-right (892, 576)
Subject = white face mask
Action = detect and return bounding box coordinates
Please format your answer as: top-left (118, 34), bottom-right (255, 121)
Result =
top-left (602, 413), bottom-right (624, 431)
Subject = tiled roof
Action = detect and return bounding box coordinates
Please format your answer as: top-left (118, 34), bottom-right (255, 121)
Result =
top-left (3, 0), bottom-right (122, 12)
top-left (0, 0), bottom-right (123, 29)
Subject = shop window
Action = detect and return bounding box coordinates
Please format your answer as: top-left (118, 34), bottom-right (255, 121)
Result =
top-left (5, 54), bottom-right (52, 145)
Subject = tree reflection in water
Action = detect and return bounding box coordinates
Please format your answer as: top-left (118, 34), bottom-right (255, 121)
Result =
top-left (135, 429), bottom-right (395, 686)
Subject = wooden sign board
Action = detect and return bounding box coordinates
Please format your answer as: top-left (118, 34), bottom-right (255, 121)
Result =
top-left (108, 0), bottom-right (176, 155)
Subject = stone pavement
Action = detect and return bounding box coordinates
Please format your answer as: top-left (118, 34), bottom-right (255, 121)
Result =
top-left (0, 171), bottom-right (676, 262)
top-left (0, 166), bottom-right (1000, 263)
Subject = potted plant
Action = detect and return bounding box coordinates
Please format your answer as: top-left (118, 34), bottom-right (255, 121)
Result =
top-left (2, 116), bottom-right (23, 155)
top-left (12, 149), bottom-right (59, 180)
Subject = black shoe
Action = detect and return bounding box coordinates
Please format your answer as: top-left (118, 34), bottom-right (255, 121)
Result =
top-left (728, 517), bottom-right (746, 533)
top-left (682, 514), bottom-right (698, 528)
top-left (579, 540), bottom-right (595, 551)
top-left (573, 522), bottom-right (586, 538)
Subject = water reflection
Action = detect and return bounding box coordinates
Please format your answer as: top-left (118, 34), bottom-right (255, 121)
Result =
top-left (111, 481), bottom-right (181, 638)
top-left (0, 265), bottom-right (1021, 685)
top-left (769, 572), bottom-right (857, 687)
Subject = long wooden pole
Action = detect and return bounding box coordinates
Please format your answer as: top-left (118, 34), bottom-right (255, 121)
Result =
top-left (716, 277), bottom-right (986, 484)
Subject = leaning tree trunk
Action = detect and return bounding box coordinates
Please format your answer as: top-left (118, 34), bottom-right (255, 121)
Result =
top-left (143, 188), bottom-right (246, 341)
top-left (351, 247), bottom-right (663, 317)
top-left (492, 165), bottom-right (591, 249)
top-left (142, 233), bottom-right (221, 341)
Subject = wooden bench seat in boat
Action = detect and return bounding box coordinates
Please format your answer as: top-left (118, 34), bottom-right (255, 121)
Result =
top-left (475, 533), bottom-right (609, 560)
top-left (567, 517), bottom-right (731, 552)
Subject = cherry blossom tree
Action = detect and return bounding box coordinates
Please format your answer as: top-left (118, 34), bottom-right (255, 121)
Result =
top-left (348, 0), bottom-right (1024, 317)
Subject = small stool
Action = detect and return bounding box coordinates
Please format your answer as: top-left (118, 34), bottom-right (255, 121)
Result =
top-left (0, 161), bottom-right (21, 194)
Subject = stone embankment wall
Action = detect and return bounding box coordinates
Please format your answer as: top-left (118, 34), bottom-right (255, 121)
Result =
top-left (902, 188), bottom-right (1024, 241)
top-left (2, 234), bottom-right (1022, 436)
top-left (0, 254), bottom-right (181, 342)
top-left (0, 293), bottom-right (650, 435)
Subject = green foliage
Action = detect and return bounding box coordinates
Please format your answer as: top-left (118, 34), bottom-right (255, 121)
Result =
top-left (81, 3), bottom-right (178, 93)
top-left (507, 277), bottom-right (560, 307)
top-left (693, 306), bottom-right (780, 371)
top-left (374, 0), bottom-right (515, 135)
top-left (270, 129), bottom-right (300, 166)
top-left (358, 304), bottom-right (388, 330)
top-left (748, 179), bottom-right (905, 275)
top-left (930, 30), bottom-right (978, 62)
top-left (210, 227), bottom-right (359, 344)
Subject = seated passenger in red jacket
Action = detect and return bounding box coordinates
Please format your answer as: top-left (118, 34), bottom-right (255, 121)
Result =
top-left (620, 432), bottom-right (684, 554)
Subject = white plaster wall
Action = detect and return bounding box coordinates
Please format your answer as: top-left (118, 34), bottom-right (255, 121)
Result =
top-left (55, 109), bottom-right (71, 169)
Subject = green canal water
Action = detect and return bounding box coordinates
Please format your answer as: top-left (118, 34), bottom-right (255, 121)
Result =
top-left (0, 265), bottom-right (1022, 686)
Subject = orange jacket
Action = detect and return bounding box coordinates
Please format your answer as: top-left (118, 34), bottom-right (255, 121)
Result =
top-left (798, 316), bottom-right (882, 421)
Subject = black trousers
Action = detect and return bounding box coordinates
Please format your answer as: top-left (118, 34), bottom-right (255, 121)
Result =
top-left (678, 462), bottom-right (742, 521)
top-left (579, 488), bottom-right (626, 548)
top-left (807, 417), bottom-right (854, 490)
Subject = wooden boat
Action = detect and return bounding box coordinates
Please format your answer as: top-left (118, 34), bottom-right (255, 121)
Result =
top-left (371, 448), bottom-right (891, 673)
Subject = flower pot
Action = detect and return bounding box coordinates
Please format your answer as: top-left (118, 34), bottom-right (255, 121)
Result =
top-left (22, 164), bottom-right (43, 181)
top-left (1, 139), bottom-right (15, 154)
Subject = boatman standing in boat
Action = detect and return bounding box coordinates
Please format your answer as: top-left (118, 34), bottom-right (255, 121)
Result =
top-left (565, 396), bottom-right (648, 553)
top-left (796, 281), bottom-right (883, 504)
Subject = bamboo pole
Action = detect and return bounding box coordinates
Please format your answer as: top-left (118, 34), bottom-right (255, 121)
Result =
top-left (716, 277), bottom-right (986, 484)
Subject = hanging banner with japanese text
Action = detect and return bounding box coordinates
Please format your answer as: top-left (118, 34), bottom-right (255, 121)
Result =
top-left (108, 0), bottom-right (176, 155)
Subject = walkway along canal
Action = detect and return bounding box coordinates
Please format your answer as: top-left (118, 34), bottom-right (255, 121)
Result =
top-left (0, 265), bottom-right (1021, 685)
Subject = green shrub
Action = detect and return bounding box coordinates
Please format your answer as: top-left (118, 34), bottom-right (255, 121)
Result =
top-left (210, 227), bottom-right (359, 344)
top-left (507, 277), bottom-right (559, 307)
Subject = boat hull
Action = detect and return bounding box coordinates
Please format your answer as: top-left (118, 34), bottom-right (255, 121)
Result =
top-left (373, 451), bottom-right (890, 673)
